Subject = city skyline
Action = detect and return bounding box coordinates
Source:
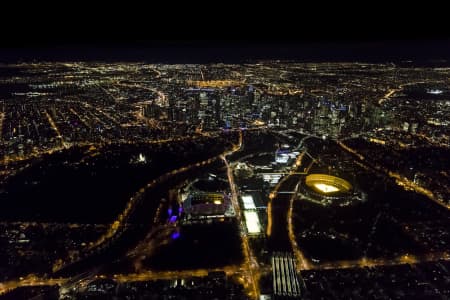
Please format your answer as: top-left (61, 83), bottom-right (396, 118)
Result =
top-left (0, 56), bottom-right (449, 299)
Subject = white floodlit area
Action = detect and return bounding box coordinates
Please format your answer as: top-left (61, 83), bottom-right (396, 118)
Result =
top-left (275, 154), bottom-right (289, 164)
top-left (313, 183), bottom-right (340, 193)
top-left (241, 195), bottom-right (256, 210)
top-left (427, 89), bottom-right (443, 95)
top-left (288, 153), bottom-right (297, 159)
top-left (244, 211), bottom-right (261, 234)
top-left (263, 174), bottom-right (282, 185)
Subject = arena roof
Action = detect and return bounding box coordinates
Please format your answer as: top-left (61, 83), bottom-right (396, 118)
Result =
top-left (305, 174), bottom-right (352, 194)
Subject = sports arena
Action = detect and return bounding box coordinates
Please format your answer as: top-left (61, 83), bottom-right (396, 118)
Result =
top-left (301, 174), bottom-right (362, 207)
top-left (305, 174), bottom-right (352, 195)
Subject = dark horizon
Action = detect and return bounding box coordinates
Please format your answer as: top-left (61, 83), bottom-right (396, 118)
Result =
top-left (1, 39), bottom-right (450, 64)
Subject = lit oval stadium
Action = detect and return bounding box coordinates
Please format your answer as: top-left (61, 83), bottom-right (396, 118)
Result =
top-left (305, 174), bottom-right (352, 195)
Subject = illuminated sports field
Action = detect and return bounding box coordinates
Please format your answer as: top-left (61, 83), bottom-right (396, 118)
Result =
top-left (305, 174), bottom-right (352, 195)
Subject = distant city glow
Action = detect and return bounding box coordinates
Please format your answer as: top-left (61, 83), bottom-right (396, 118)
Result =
top-left (313, 183), bottom-right (340, 193)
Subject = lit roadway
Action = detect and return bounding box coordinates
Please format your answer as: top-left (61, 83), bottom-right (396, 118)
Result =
top-left (377, 88), bottom-right (401, 105)
top-left (1, 141), bottom-right (94, 166)
top-left (0, 275), bottom-right (66, 296)
top-left (44, 110), bottom-right (69, 148)
top-left (1, 131), bottom-right (247, 297)
top-left (267, 136), bottom-right (450, 274)
top-left (265, 149), bottom-right (312, 271)
top-left (0, 133), bottom-right (214, 167)
top-left (1, 130), bottom-right (450, 296)
top-left (2, 253), bottom-right (449, 296)
top-left (286, 152), bottom-right (312, 271)
top-left (377, 81), bottom-right (427, 105)
top-left (286, 139), bottom-right (450, 272)
top-left (221, 130), bottom-right (261, 299)
top-left (0, 266), bottom-right (244, 296)
top-left (267, 150), bottom-right (308, 235)
top-left (115, 81), bottom-right (169, 109)
top-left (52, 133), bottom-right (228, 273)
top-left (114, 265), bottom-right (241, 283)
top-left (60, 150), bottom-right (228, 269)
top-left (304, 251), bottom-right (450, 271)
top-left (337, 140), bottom-right (449, 210)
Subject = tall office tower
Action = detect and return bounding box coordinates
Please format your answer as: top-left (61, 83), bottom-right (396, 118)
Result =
top-left (247, 85), bottom-right (255, 107)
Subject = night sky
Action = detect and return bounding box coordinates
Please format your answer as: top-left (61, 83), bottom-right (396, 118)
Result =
top-left (1, 5), bottom-right (449, 64)
top-left (1, 40), bottom-right (450, 64)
